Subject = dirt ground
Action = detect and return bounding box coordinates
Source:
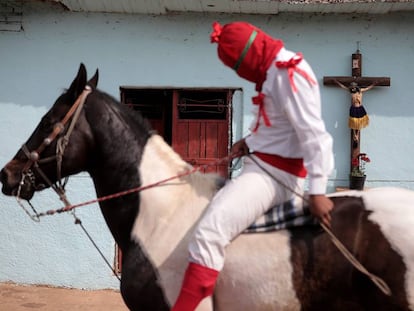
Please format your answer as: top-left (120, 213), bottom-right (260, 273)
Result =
top-left (0, 282), bottom-right (128, 311)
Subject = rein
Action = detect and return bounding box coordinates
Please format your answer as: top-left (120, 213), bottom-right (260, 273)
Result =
top-left (17, 151), bottom-right (239, 283)
top-left (20, 153), bottom-right (241, 218)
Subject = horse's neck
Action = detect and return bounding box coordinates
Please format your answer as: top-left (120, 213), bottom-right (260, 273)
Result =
top-left (87, 102), bottom-right (150, 248)
top-left (87, 101), bottom-right (146, 192)
top-left (131, 135), bottom-right (219, 267)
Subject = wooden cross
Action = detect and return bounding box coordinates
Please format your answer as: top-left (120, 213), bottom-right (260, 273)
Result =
top-left (323, 50), bottom-right (391, 174)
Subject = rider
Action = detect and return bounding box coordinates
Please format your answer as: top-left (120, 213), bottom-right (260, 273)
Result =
top-left (171, 21), bottom-right (334, 311)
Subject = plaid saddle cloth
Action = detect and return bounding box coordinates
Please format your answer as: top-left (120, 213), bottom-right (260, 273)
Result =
top-left (245, 195), bottom-right (318, 233)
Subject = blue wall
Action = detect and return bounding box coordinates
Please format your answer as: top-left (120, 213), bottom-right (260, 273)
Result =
top-left (1, 1), bottom-right (413, 289)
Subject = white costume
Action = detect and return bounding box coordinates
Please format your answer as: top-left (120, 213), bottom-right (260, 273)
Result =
top-left (188, 48), bottom-right (334, 270)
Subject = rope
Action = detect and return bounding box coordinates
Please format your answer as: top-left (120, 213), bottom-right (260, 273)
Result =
top-left (320, 222), bottom-right (391, 296)
top-left (26, 153), bottom-right (240, 218)
top-left (73, 214), bottom-right (121, 281)
top-left (246, 154), bottom-right (392, 296)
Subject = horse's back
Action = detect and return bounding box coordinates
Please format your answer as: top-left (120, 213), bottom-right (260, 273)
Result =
top-left (215, 187), bottom-right (414, 310)
top-left (217, 231), bottom-right (302, 310)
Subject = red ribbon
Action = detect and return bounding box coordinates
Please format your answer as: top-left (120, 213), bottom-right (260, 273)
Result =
top-left (210, 22), bottom-right (222, 43)
top-left (252, 92), bottom-right (271, 132)
top-left (276, 53), bottom-right (316, 92)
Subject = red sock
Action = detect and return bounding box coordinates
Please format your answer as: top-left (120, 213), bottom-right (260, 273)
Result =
top-left (171, 262), bottom-right (219, 311)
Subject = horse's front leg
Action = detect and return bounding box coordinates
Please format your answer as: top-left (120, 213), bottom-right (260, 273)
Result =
top-left (120, 244), bottom-right (170, 311)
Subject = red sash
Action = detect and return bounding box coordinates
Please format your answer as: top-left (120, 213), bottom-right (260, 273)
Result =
top-left (253, 151), bottom-right (307, 177)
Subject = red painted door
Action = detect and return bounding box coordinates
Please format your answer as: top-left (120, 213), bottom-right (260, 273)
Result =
top-left (120, 87), bottom-right (233, 178)
top-left (172, 90), bottom-right (231, 178)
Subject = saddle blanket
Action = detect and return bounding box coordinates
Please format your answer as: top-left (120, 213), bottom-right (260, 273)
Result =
top-left (245, 195), bottom-right (318, 233)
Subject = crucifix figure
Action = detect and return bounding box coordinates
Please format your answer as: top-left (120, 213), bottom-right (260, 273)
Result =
top-left (323, 48), bottom-right (391, 173)
top-left (334, 80), bottom-right (376, 148)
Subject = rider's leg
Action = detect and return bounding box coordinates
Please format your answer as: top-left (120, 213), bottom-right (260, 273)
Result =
top-left (171, 156), bottom-right (304, 311)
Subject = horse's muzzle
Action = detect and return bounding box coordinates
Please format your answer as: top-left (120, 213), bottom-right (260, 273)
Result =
top-left (0, 161), bottom-right (35, 200)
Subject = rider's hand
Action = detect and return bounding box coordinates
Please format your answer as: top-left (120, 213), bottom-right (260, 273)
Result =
top-left (308, 194), bottom-right (334, 228)
top-left (230, 138), bottom-right (249, 157)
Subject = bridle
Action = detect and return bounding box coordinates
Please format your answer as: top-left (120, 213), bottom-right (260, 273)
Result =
top-left (14, 84), bottom-right (123, 280)
top-left (16, 85), bottom-right (92, 220)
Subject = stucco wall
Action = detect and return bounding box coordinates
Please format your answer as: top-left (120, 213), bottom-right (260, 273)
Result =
top-left (1, 1), bottom-right (413, 289)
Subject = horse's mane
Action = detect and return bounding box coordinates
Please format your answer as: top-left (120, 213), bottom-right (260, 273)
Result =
top-left (93, 89), bottom-right (153, 135)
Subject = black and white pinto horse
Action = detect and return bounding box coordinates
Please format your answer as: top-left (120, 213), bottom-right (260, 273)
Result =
top-left (1, 64), bottom-right (414, 311)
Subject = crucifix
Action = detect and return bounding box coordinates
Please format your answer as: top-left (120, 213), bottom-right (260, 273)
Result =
top-left (323, 48), bottom-right (391, 174)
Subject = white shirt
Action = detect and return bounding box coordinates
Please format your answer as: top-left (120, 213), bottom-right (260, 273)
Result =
top-left (245, 48), bottom-right (334, 194)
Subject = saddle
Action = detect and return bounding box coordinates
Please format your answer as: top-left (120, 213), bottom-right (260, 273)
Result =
top-left (245, 195), bottom-right (318, 233)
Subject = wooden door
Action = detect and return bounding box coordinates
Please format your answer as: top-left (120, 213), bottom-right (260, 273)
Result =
top-left (172, 90), bottom-right (231, 178)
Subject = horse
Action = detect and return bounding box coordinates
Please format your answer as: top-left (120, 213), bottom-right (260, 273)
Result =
top-left (1, 63), bottom-right (414, 311)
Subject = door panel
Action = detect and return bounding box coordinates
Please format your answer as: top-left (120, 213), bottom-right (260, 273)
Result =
top-left (172, 90), bottom-right (231, 178)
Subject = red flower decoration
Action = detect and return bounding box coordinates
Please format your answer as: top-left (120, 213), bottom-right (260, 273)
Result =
top-left (351, 153), bottom-right (371, 177)
top-left (351, 157), bottom-right (359, 167)
top-left (360, 155), bottom-right (371, 163)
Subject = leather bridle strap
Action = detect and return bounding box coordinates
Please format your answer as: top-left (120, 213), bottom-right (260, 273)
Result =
top-left (21, 86), bottom-right (92, 174)
top-left (19, 85), bottom-right (92, 208)
top-left (54, 86), bottom-right (92, 189)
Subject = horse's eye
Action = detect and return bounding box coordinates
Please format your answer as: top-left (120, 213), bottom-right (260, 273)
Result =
top-left (40, 117), bottom-right (54, 133)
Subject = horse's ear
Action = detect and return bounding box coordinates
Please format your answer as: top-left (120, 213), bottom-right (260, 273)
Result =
top-left (87, 69), bottom-right (99, 90)
top-left (67, 63), bottom-right (87, 101)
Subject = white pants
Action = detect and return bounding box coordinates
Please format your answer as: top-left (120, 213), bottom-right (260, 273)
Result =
top-left (188, 155), bottom-right (305, 270)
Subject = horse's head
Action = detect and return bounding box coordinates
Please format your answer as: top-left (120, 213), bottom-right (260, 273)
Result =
top-left (0, 63), bottom-right (98, 200)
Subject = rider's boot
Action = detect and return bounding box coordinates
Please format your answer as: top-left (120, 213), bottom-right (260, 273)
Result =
top-left (171, 262), bottom-right (219, 311)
